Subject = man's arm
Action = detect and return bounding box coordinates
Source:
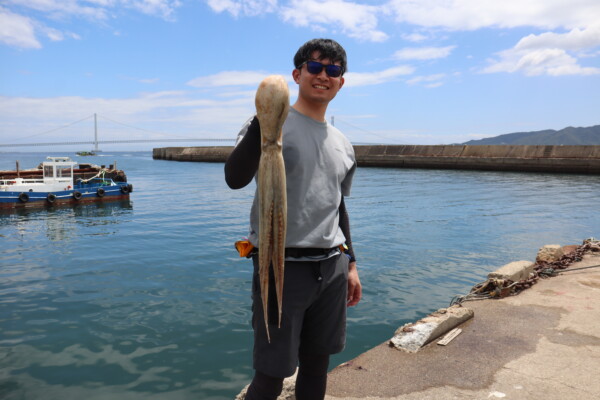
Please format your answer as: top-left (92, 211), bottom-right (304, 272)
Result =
top-left (224, 116), bottom-right (261, 189)
top-left (339, 196), bottom-right (362, 306)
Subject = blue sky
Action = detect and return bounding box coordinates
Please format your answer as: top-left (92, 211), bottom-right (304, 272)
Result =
top-left (1, 0), bottom-right (599, 151)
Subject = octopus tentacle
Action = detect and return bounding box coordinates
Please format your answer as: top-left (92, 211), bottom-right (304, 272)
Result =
top-left (272, 158), bottom-right (286, 328)
top-left (255, 75), bottom-right (289, 343)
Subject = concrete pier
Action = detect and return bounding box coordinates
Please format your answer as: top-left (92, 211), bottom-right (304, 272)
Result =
top-left (152, 145), bottom-right (600, 174)
top-left (324, 245), bottom-right (600, 400)
top-left (234, 242), bottom-right (600, 400)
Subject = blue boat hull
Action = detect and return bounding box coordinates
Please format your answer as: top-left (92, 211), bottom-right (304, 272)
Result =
top-left (0, 183), bottom-right (132, 209)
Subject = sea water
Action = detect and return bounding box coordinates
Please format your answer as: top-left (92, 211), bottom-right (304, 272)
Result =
top-left (1, 151), bottom-right (599, 399)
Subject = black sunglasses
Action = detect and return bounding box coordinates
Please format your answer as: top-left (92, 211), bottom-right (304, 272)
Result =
top-left (298, 60), bottom-right (343, 78)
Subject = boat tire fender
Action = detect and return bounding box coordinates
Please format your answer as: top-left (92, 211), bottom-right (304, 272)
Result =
top-left (47, 193), bottom-right (57, 203)
top-left (18, 192), bottom-right (29, 203)
top-left (73, 191), bottom-right (82, 200)
top-left (97, 188), bottom-right (105, 197)
top-left (121, 185), bottom-right (130, 194)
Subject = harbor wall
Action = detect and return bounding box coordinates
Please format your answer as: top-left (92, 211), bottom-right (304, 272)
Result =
top-left (152, 145), bottom-right (600, 174)
top-left (152, 146), bottom-right (232, 163)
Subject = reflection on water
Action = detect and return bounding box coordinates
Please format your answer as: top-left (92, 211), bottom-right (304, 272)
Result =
top-left (1, 199), bottom-right (133, 220)
top-left (1, 152), bottom-right (599, 400)
top-left (1, 200), bottom-right (133, 244)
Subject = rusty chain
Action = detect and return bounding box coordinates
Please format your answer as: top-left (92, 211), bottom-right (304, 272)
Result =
top-left (450, 238), bottom-right (600, 306)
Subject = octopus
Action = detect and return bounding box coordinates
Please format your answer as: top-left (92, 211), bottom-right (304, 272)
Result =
top-left (255, 75), bottom-right (290, 343)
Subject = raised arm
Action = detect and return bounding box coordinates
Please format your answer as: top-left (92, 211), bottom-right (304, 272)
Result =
top-left (224, 116), bottom-right (262, 189)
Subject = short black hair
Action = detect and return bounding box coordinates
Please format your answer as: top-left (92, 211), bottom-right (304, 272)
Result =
top-left (293, 38), bottom-right (347, 75)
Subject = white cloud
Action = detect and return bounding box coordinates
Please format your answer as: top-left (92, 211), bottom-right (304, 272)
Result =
top-left (0, 7), bottom-right (41, 48)
top-left (207, 0), bottom-right (387, 42)
top-left (216, 89), bottom-right (257, 98)
top-left (483, 24), bottom-right (600, 76)
top-left (1, 0), bottom-right (181, 49)
top-left (139, 77), bottom-right (160, 84)
top-left (0, 92), bottom-right (250, 122)
top-left (383, 1), bottom-right (600, 77)
top-left (580, 49), bottom-right (600, 58)
top-left (515, 24), bottom-right (600, 52)
top-left (206, 0), bottom-right (387, 43)
top-left (206, 0), bottom-right (237, 14)
top-left (483, 47), bottom-right (600, 76)
top-left (206, 0), bottom-right (277, 17)
top-left (406, 73), bottom-right (446, 85)
top-left (8, 0), bottom-right (109, 20)
top-left (187, 65), bottom-right (416, 90)
top-left (386, 1), bottom-right (600, 77)
top-left (388, 0), bottom-right (600, 76)
top-left (0, 91), bottom-right (255, 141)
top-left (8, 0), bottom-right (182, 20)
top-left (386, 0), bottom-right (600, 31)
top-left (40, 25), bottom-right (65, 41)
top-left (394, 46), bottom-right (456, 60)
top-left (401, 32), bottom-right (429, 42)
top-left (280, 0), bottom-right (388, 42)
top-left (126, 0), bottom-right (182, 20)
top-left (186, 71), bottom-right (279, 87)
top-left (119, 74), bottom-right (160, 84)
top-left (344, 65), bottom-right (415, 87)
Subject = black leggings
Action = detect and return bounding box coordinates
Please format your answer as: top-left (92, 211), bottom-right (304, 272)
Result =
top-left (245, 353), bottom-right (330, 400)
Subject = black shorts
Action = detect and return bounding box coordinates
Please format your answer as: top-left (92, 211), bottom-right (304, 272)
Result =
top-left (251, 253), bottom-right (349, 378)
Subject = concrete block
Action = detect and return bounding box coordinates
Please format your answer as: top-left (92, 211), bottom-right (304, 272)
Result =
top-left (488, 260), bottom-right (534, 282)
top-left (536, 244), bottom-right (564, 263)
top-left (390, 306), bottom-right (474, 352)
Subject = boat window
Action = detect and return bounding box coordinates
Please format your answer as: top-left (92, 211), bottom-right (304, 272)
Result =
top-left (44, 165), bottom-right (53, 178)
top-left (57, 165), bottom-right (72, 178)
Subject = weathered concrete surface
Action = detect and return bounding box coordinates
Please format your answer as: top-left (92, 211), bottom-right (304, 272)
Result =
top-left (152, 145), bottom-right (600, 174)
top-left (488, 260), bottom-right (534, 282)
top-left (390, 306), bottom-right (474, 353)
top-left (325, 252), bottom-right (600, 400)
top-left (536, 244), bottom-right (565, 264)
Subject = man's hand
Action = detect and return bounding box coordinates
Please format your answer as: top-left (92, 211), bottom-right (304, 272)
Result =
top-left (347, 261), bottom-right (362, 307)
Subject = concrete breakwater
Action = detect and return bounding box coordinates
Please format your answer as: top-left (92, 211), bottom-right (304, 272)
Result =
top-left (153, 146), bottom-right (232, 163)
top-left (152, 145), bottom-right (600, 174)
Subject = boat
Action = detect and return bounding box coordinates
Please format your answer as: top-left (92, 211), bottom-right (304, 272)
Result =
top-left (0, 156), bottom-right (133, 209)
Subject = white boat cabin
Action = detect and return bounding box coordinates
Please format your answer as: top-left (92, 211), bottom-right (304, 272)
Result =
top-left (0, 157), bottom-right (76, 192)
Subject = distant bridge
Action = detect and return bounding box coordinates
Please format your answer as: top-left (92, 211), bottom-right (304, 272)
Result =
top-left (1, 113), bottom-right (383, 150)
top-left (0, 139), bottom-right (234, 148)
top-left (0, 113), bottom-right (234, 149)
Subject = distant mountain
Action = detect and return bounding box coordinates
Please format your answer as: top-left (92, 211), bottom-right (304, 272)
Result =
top-left (462, 125), bottom-right (600, 145)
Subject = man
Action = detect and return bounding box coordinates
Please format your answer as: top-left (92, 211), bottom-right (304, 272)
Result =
top-left (225, 38), bottom-right (361, 400)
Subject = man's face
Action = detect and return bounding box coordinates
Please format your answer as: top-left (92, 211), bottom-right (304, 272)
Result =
top-left (293, 51), bottom-right (345, 105)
